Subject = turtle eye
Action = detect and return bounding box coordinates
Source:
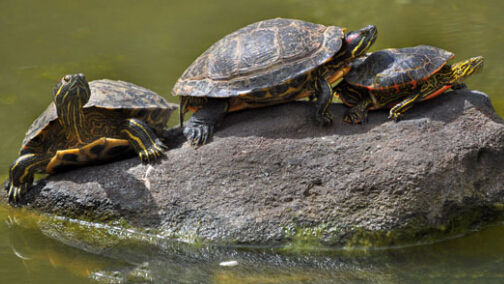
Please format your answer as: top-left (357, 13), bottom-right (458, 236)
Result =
top-left (63, 75), bottom-right (71, 82)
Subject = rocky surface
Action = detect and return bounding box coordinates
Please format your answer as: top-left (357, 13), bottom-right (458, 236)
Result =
top-left (3, 89), bottom-right (504, 247)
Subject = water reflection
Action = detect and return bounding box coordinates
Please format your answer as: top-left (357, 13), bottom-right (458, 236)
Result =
top-left (1, 206), bottom-right (504, 283)
top-left (1, 206), bottom-right (125, 283)
top-left (0, 0), bottom-right (503, 282)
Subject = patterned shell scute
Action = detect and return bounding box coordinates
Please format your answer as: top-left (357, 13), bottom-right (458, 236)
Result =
top-left (173, 18), bottom-right (345, 98)
top-left (22, 103), bottom-right (59, 147)
top-left (346, 45), bottom-right (454, 89)
top-left (21, 79), bottom-right (176, 148)
top-left (86, 79), bottom-right (174, 110)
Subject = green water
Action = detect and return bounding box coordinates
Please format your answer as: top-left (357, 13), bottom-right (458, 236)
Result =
top-left (0, 205), bottom-right (503, 283)
top-left (0, 0), bottom-right (503, 282)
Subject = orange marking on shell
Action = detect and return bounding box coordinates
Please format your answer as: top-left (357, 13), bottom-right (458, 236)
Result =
top-left (343, 102), bottom-right (355, 108)
top-left (227, 98), bottom-right (251, 112)
top-left (386, 102), bottom-right (398, 109)
top-left (294, 91), bottom-right (312, 100)
top-left (422, 85), bottom-right (451, 101)
top-left (410, 80), bottom-right (417, 90)
top-left (349, 52), bottom-right (454, 91)
top-left (227, 89), bottom-right (313, 113)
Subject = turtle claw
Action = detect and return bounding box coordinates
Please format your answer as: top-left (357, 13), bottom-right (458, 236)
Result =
top-left (388, 111), bottom-right (402, 122)
top-left (156, 139), bottom-right (168, 151)
top-left (344, 109), bottom-right (368, 125)
top-left (192, 127), bottom-right (202, 146)
top-left (7, 183), bottom-right (28, 204)
top-left (183, 122), bottom-right (213, 147)
top-left (200, 125), bottom-right (211, 145)
top-left (139, 152), bottom-right (149, 164)
top-left (139, 139), bottom-right (166, 164)
top-left (183, 126), bottom-right (194, 141)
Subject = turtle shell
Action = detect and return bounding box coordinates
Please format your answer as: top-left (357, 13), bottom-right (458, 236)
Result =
top-left (172, 18), bottom-right (345, 98)
top-left (345, 45), bottom-right (454, 91)
top-left (21, 79), bottom-right (176, 151)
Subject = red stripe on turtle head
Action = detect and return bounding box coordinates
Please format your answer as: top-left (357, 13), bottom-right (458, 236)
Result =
top-left (346, 33), bottom-right (360, 44)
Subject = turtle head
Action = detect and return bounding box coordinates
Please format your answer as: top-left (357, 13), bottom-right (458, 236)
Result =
top-left (53, 73), bottom-right (91, 107)
top-left (343, 25), bottom-right (377, 59)
top-left (450, 56), bottom-right (484, 83)
top-left (52, 73), bottom-right (90, 142)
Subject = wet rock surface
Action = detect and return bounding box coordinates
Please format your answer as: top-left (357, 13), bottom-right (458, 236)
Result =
top-left (3, 89), bottom-right (504, 246)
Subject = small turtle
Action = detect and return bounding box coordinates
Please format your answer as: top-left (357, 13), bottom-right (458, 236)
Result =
top-left (173, 18), bottom-right (377, 146)
top-left (334, 45), bottom-right (484, 123)
top-left (5, 73), bottom-right (177, 202)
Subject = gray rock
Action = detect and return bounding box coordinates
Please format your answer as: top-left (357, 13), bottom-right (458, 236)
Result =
top-left (4, 89), bottom-right (504, 247)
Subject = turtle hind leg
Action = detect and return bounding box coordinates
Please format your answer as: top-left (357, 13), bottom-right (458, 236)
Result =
top-left (7, 153), bottom-right (51, 203)
top-left (389, 90), bottom-right (422, 122)
top-left (313, 77), bottom-right (333, 126)
top-left (121, 118), bottom-right (167, 164)
top-left (344, 96), bottom-right (373, 124)
top-left (184, 98), bottom-right (228, 147)
top-left (45, 137), bottom-right (133, 173)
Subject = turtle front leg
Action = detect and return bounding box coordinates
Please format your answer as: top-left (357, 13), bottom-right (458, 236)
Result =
top-left (184, 98), bottom-right (228, 147)
top-left (313, 77), bottom-right (333, 126)
top-left (389, 90), bottom-right (422, 122)
top-left (7, 153), bottom-right (51, 203)
top-left (344, 96), bottom-right (373, 124)
top-left (121, 118), bottom-right (167, 164)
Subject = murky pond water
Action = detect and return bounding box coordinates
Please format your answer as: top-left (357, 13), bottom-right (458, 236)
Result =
top-left (1, 205), bottom-right (503, 283)
top-left (0, 0), bottom-right (503, 282)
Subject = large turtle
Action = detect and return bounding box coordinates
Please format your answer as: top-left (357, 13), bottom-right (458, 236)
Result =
top-left (334, 45), bottom-right (484, 123)
top-left (5, 73), bottom-right (177, 202)
top-left (173, 18), bottom-right (377, 146)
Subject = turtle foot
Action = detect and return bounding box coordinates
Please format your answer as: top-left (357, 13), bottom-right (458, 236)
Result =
top-left (388, 111), bottom-right (403, 122)
top-left (344, 109), bottom-right (368, 125)
top-left (139, 139), bottom-right (166, 164)
top-left (183, 121), bottom-right (214, 147)
top-left (7, 183), bottom-right (29, 204)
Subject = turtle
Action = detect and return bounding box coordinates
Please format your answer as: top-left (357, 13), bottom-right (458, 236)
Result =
top-left (5, 73), bottom-right (177, 202)
top-left (173, 18), bottom-right (377, 146)
top-left (334, 45), bottom-right (484, 124)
